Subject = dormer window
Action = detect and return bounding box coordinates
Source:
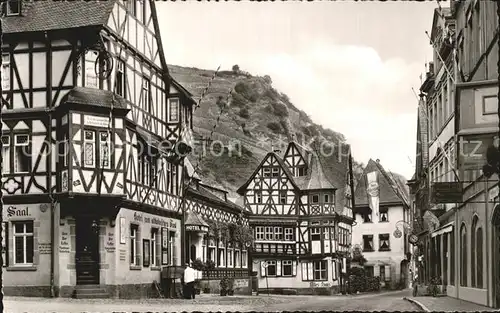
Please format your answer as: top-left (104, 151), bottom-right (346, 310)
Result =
top-left (5, 0), bottom-right (21, 16)
top-left (297, 166), bottom-right (306, 177)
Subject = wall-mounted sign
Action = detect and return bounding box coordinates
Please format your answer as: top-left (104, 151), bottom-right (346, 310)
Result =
top-left (310, 281), bottom-right (331, 288)
top-left (133, 212), bottom-right (177, 228)
top-left (409, 234), bottom-right (419, 245)
top-left (430, 182), bottom-right (463, 204)
top-left (119, 249), bottom-right (127, 262)
top-left (59, 230), bottom-right (70, 253)
top-left (185, 225), bottom-right (208, 232)
top-left (105, 231), bottom-right (115, 252)
top-left (84, 115), bottom-right (110, 128)
top-left (7, 206), bottom-right (30, 218)
top-left (119, 217), bottom-right (126, 244)
top-left (39, 243), bottom-right (52, 254)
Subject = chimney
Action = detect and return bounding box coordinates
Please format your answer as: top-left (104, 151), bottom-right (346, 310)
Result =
top-left (376, 159), bottom-right (380, 163)
top-left (428, 62), bottom-right (434, 75)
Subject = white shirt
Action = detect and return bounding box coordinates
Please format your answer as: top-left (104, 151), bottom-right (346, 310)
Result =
top-left (184, 266), bottom-right (196, 283)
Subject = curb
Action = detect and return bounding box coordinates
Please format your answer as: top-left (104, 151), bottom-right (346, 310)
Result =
top-left (403, 296), bottom-right (431, 312)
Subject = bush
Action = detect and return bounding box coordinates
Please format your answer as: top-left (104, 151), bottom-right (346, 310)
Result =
top-left (231, 92), bottom-right (247, 107)
top-left (271, 102), bottom-right (289, 117)
top-left (365, 276), bottom-right (381, 292)
top-left (192, 258), bottom-right (205, 271)
top-left (232, 64), bottom-right (240, 73)
top-left (267, 122), bottom-right (282, 134)
top-left (239, 107), bottom-right (250, 119)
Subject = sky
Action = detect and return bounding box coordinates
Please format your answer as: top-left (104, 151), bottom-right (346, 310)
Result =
top-left (156, 1), bottom-right (441, 179)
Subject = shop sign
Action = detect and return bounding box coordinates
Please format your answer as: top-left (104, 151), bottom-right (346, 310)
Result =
top-left (233, 279), bottom-right (248, 289)
top-left (6, 205), bottom-right (30, 218)
top-left (60, 229), bottom-right (70, 253)
top-left (430, 182), bottom-right (463, 203)
top-left (84, 115), bottom-right (110, 128)
top-left (105, 232), bottom-right (115, 252)
top-left (133, 212), bottom-right (177, 228)
top-left (185, 225), bottom-right (208, 232)
top-left (310, 281), bottom-right (331, 288)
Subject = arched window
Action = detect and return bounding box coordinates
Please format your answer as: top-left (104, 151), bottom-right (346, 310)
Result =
top-left (460, 223), bottom-right (467, 286)
top-left (471, 216), bottom-right (483, 288)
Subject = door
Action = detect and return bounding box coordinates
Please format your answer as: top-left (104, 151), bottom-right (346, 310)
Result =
top-left (75, 217), bottom-right (100, 285)
top-left (494, 224), bottom-right (500, 308)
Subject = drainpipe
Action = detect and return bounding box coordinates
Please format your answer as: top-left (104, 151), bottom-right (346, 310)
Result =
top-left (49, 109), bottom-right (55, 298)
top-left (485, 177), bottom-right (489, 307)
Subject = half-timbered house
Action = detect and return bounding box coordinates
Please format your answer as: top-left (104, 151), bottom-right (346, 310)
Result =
top-left (1, 0), bottom-right (194, 299)
top-left (237, 139), bottom-right (355, 295)
top-left (183, 158), bottom-right (252, 294)
top-left (352, 159), bottom-right (411, 288)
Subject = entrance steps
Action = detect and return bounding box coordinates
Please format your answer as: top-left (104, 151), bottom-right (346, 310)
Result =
top-left (73, 285), bottom-right (109, 299)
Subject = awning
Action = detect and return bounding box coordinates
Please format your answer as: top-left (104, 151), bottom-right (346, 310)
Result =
top-left (431, 221), bottom-right (454, 237)
top-left (185, 211), bottom-right (209, 233)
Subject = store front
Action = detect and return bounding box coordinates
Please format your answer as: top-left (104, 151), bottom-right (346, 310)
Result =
top-left (184, 211), bottom-right (209, 263)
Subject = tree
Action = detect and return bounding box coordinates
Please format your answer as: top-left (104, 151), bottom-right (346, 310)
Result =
top-left (232, 64), bottom-right (240, 73)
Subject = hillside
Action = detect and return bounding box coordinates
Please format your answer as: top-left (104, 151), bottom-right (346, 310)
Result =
top-left (169, 65), bottom-right (385, 200)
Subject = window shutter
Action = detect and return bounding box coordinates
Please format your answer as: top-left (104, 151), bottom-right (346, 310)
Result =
top-left (332, 260), bottom-right (337, 281)
top-left (292, 260), bottom-right (297, 276)
top-left (161, 227), bottom-right (168, 264)
top-left (301, 262), bottom-right (307, 280)
top-left (261, 261), bottom-right (266, 277)
top-left (135, 231), bottom-right (141, 265)
top-left (385, 265), bottom-right (391, 281)
top-left (307, 262), bottom-right (313, 280)
top-left (172, 233), bottom-right (177, 265)
top-left (277, 260), bottom-right (282, 276)
top-left (2, 222), bottom-right (7, 267)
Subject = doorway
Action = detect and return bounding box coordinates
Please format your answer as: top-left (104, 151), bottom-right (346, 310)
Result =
top-left (75, 217), bottom-right (100, 285)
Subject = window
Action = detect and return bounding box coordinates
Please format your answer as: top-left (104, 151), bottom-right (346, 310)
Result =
top-left (379, 207), bottom-right (388, 222)
top-left (83, 130), bottom-right (95, 167)
top-left (228, 248), bottom-right (233, 267)
top-left (460, 223), bottom-right (467, 286)
top-left (217, 245), bottom-right (225, 267)
top-left (116, 59), bottom-right (126, 98)
top-left (5, 0), bottom-right (21, 16)
top-left (379, 265), bottom-right (385, 281)
top-left (130, 224), bottom-right (139, 266)
top-left (2, 135), bottom-right (10, 174)
top-left (379, 234), bottom-right (390, 251)
top-left (255, 191), bottom-right (262, 204)
top-left (313, 260), bottom-right (327, 280)
top-left (272, 167), bottom-right (279, 177)
top-left (363, 235), bottom-right (374, 251)
top-left (365, 266), bottom-right (374, 277)
top-left (471, 216), bottom-right (483, 288)
top-left (142, 78), bottom-right (151, 112)
top-left (324, 194), bottom-right (330, 203)
top-left (167, 98), bottom-right (179, 123)
top-left (208, 239), bottom-right (216, 263)
top-left (265, 260), bottom-right (276, 276)
top-left (263, 168), bottom-right (271, 177)
top-left (284, 228), bottom-right (293, 241)
top-left (202, 236), bottom-right (206, 262)
top-left (265, 226), bottom-right (273, 240)
top-left (99, 132), bottom-right (110, 169)
top-left (297, 166), bottom-right (306, 176)
top-left (62, 134), bottom-right (68, 167)
top-left (483, 96), bottom-right (497, 115)
top-left (235, 249), bottom-right (240, 267)
top-left (362, 213), bottom-right (372, 223)
top-left (311, 194), bottom-right (319, 204)
top-left (283, 260), bottom-right (293, 276)
top-left (151, 228), bottom-right (158, 267)
top-left (128, 0), bottom-right (137, 17)
top-left (1, 54), bottom-right (10, 91)
top-left (310, 227), bottom-right (321, 241)
top-left (279, 191), bottom-right (287, 204)
top-left (274, 227), bottom-right (283, 241)
top-left (241, 250), bottom-right (247, 268)
top-left (168, 231), bottom-right (176, 265)
top-left (84, 50), bottom-right (99, 88)
top-left (450, 229), bottom-right (455, 286)
top-left (13, 221), bottom-right (33, 265)
top-left (255, 226), bottom-right (264, 240)
top-left (14, 134), bottom-right (30, 173)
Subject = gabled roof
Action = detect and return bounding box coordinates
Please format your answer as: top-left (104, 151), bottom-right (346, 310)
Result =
top-left (236, 152), bottom-right (300, 195)
top-left (354, 159), bottom-right (409, 208)
top-left (60, 87), bottom-right (128, 109)
top-left (294, 153), bottom-right (335, 190)
top-left (187, 183), bottom-right (245, 214)
top-left (3, 1), bottom-right (115, 34)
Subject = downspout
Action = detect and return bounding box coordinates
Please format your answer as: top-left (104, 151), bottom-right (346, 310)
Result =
top-left (485, 177), bottom-right (489, 307)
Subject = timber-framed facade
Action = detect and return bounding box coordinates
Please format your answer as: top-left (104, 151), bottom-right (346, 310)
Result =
top-left (1, 0), bottom-right (195, 299)
top-left (237, 139), bottom-right (355, 295)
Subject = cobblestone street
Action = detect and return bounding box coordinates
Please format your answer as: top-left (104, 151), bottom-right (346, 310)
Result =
top-left (4, 290), bottom-right (419, 312)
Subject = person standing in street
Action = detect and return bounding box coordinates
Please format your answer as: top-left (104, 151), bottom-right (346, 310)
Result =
top-left (183, 261), bottom-right (196, 299)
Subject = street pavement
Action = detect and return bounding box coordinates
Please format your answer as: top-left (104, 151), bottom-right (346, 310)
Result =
top-left (4, 290), bottom-right (420, 312)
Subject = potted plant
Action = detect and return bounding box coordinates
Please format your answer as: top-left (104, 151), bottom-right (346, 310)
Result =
top-left (220, 277), bottom-right (230, 296)
top-left (203, 259), bottom-right (216, 293)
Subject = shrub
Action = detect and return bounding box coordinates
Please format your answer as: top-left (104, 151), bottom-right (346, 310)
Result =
top-left (271, 101), bottom-right (289, 117)
top-left (365, 276), bottom-right (381, 292)
top-left (239, 107), bottom-right (250, 119)
top-left (192, 258), bottom-right (205, 271)
top-left (231, 92), bottom-right (247, 107)
top-left (267, 122), bottom-right (282, 134)
top-left (232, 64), bottom-right (240, 73)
